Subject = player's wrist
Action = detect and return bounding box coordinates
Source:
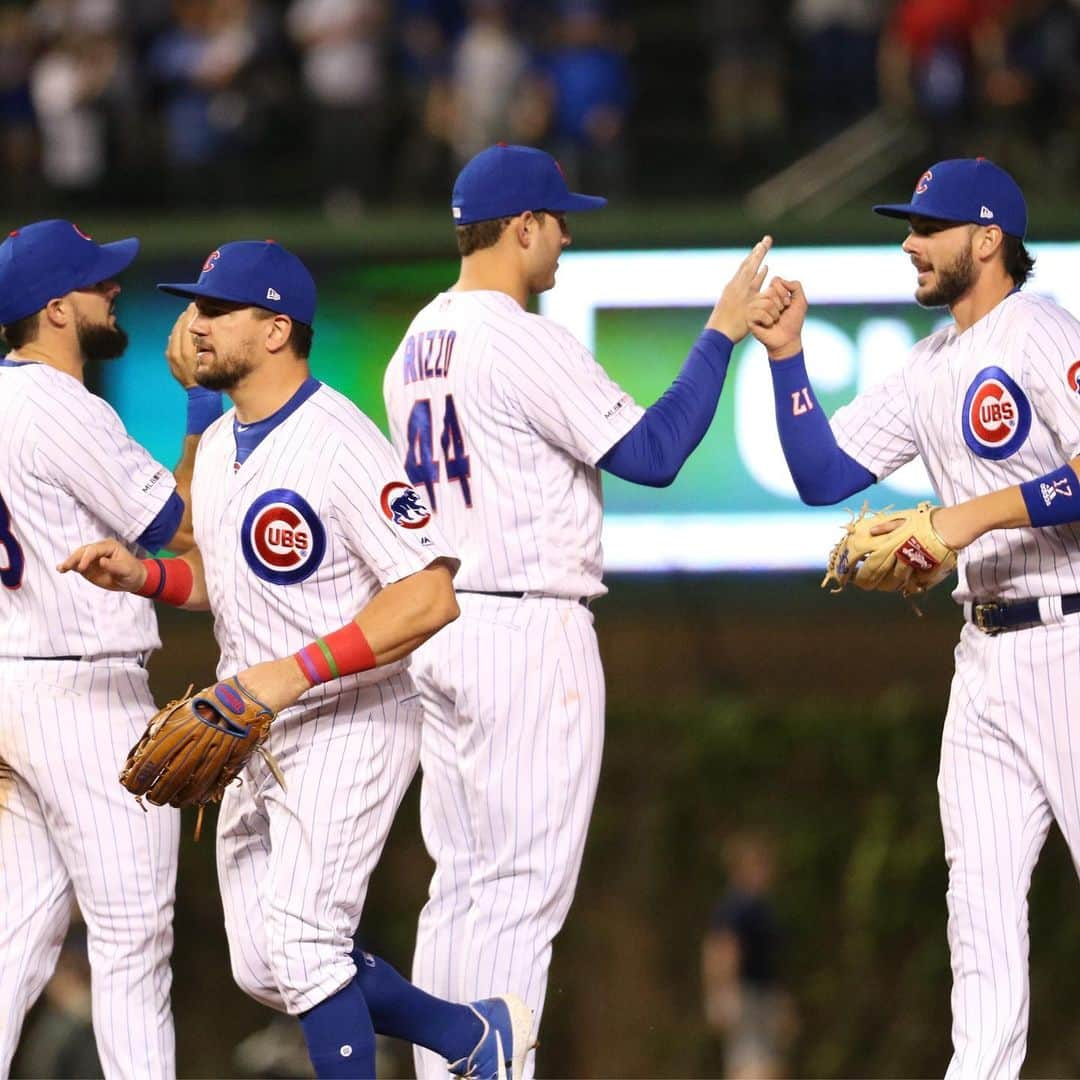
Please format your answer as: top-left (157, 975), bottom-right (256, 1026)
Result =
top-left (767, 340), bottom-right (803, 362)
top-left (185, 386), bottom-right (223, 436)
top-left (135, 557), bottom-right (194, 605)
top-left (293, 620), bottom-right (377, 687)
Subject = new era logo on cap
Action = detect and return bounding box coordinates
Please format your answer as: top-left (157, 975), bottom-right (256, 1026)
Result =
top-left (980, 205), bottom-right (994, 219)
top-left (267, 287), bottom-right (281, 301)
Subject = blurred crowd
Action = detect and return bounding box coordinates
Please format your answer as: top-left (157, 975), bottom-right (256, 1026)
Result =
top-left (0, 0), bottom-right (1077, 215)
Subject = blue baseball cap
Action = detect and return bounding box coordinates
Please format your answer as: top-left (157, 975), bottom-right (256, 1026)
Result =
top-left (873, 157), bottom-right (1027, 238)
top-left (157, 240), bottom-right (317, 325)
top-left (451, 144), bottom-right (607, 226)
top-left (0, 219), bottom-right (139, 325)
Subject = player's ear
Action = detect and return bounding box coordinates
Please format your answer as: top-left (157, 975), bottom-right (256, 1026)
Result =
top-left (42, 296), bottom-right (71, 330)
top-left (515, 212), bottom-right (536, 249)
top-left (263, 313), bottom-right (294, 354)
top-left (976, 224), bottom-right (1004, 261)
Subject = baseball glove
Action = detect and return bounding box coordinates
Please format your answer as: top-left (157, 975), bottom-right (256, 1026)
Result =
top-left (822, 501), bottom-right (958, 598)
top-left (120, 677), bottom-right (284, 819)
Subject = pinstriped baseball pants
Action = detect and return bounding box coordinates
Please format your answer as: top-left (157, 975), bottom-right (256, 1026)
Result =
top-left (409, 595), bottom-right (606, 1080)
top-left (0, 659), bottom-right (179, 1080)
top-left (941, 617), bottom-right (1080, 1080)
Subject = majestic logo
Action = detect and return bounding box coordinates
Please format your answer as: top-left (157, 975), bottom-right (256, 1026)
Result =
top-left (1066, 359), bottom-right (1080, 394)
top-left (1042, 478), bottom-right (1072, 506)
top-left (915, 169), bottom-right (933, 195)
top-left (202, 249), bottom-right (221, 273)
top-left (241, 488), bottom-right (326, 585)
top-left (961, 366), bottom-right (1031, 461)
top-left (380, 482), bottom-right (431, 529)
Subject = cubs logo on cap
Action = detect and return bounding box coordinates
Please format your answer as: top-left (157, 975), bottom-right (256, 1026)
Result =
top-left (202, 250), bottom-right (221, 273)
top-left (961, 367), bottom-right (1032, 460)
top-left (241, 488), bottom-right (326, 585)
top-left (380, 482), bottom-right (431, 529)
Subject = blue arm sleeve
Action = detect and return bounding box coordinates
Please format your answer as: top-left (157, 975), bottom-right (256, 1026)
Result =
top-left (770, 351), bottom-right (877, 505)
top-left (137, 490), bottom-right (184, 552)
top-left (598, 330), bottom-right (734, 487)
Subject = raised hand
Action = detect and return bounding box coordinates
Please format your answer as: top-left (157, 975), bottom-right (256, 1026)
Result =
top-left (57, 539), bottom-right (148, 593)
top-left (705, 235), bottom-right (773, 343)
top-left (749, 276), bottom-right (807, 360)
top-left (165, 303), bottom-right (199, 389)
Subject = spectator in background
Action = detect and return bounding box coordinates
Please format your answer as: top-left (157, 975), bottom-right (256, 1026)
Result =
top-left (790, 0), bottom-right (883, 143)
top-left (444, 0), bottom-right (529, 166)
top-left (528, 0), bottom-right (631, 196)
top-left (287, 0), bottom-right (389, 216)
top-left (0, 6), bottom-right (37, 205)
top-left (700, 1), bottom-right (787, 157)
top-left (702, 831), bottom-right (796, 1080)
top-left (28, 0), bottom-right (125, 196)
top-left (878, 0), bottom-right (1011, 155)
top-left (980, 0), bottom-right (1080, 185)
top-left (146, 0), bottom-right (273, 204)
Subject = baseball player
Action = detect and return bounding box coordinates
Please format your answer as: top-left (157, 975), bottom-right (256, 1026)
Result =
top-left (61, 240), bottom-right (534, 1080)
top-left (748, 158), bottom-right (1080, 1078)
top-left (0, 219), bottom-right (213, 1080)
top-left (381, 143), bottom-right (773, 1078)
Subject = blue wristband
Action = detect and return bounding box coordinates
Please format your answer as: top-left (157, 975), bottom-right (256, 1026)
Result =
top-left (1020, 464), bottom-right (1080, 527)
top-left (185, 386), bottom-right (223, 435)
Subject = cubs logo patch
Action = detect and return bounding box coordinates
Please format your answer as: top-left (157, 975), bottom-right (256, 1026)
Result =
top-left (241, 488), bottom-right (326, 585)
top-left (202, 249), bottom-right (221, 273)
top-left (1067, 359), bottom-right (1080, 394)
top-left (380, 482), bottom-right (431, 529)
top-left (915, 169), bottom-right (933, 195)
top-left (961, 366), bottom-right (1031, 461)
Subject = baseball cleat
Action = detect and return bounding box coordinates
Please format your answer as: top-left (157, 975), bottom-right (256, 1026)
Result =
top-left (448, 994), bottom-right (535, 1080)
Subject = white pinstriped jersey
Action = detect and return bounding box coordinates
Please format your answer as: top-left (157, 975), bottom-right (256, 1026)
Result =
top-left (0, 359), bottom-right (173, 658)
top-left (383, 290), bottom-right (644, 598)
top-left (831, 291), bottom-right (1080, 603)
top-left (192, 378), bottom-right (457, 687)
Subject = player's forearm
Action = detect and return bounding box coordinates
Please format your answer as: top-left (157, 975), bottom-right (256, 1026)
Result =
top-left (242, 562), bottom-right (460, 714)
top-left (934, 457), bottom-right (1080, 549)
top-left (769, 351), bottom-right (876, 504)
top-left (598, 330), bottom-right (733, 487)
top-left (353, 561), bottom-right (460, 662)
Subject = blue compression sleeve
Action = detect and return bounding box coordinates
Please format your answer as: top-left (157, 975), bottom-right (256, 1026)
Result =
top-left (598, 330), bottom-right (734, 487)
top-left (136, 489), bottom-right (184, 551)
top-left (769, 351), bottom-right (876, 505)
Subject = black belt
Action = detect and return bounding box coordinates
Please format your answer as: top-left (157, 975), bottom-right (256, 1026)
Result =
top-left (21, 654), bottom-right (147, 666)
top-left (970, 593), bottom-right (1080, 635)
top-left (457, 590), bottom-right (590, 608)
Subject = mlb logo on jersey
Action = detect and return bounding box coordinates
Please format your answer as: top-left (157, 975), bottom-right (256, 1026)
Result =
top-left (380, 482), bottom-right (431, 529)
top-left (241, 488), bottom-right (327, 585)
top-left (961, 366), bottom-right (1032, 460)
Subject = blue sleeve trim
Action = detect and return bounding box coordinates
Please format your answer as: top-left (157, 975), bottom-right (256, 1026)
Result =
top-left (186, 386), bottom-right (223, 436)
top-left (770, 351), bottom-right (876, 505)
top-left (137, 490), bottom-right (184, 552)
top-left (598, 330), bottom-right (733, 487)
top-left (1020, 465), bottom-right (1080, 526)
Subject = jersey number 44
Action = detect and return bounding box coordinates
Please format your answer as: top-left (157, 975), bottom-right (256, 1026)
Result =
top-left (404, 395), bottom-right (472, 512)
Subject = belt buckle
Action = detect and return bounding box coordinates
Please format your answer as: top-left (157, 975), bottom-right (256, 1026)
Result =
top-left (973, 602), bottom-right (1003, 635)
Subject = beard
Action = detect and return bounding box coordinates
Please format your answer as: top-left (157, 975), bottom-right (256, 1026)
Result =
top-left (915, 246), bottom-right (975, 308)
top-left (76, 315), bottom-right (128, 362)
top-left (193, 346), bottom-right (256, 392)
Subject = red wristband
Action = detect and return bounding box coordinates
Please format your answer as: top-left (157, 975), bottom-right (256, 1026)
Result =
top-left (135, 557), bottom-right (194, 606)
top-left (294, 621), bottom-right (377, 686)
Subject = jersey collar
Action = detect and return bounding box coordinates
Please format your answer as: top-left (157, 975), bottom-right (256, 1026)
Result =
top-left (0, 353), bottom-right (40, 367)
top-left (234, 376), bottom-right (321, 466)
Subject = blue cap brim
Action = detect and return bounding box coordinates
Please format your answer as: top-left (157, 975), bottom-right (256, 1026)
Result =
top-left (872, 202), bottom-right (971, 224)
top-left (553, 193), bottom-right (607, 213)
top-left (156, 280), bottom-right (253, 305)
top-left (82, 237), bottom-right (140, 286)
